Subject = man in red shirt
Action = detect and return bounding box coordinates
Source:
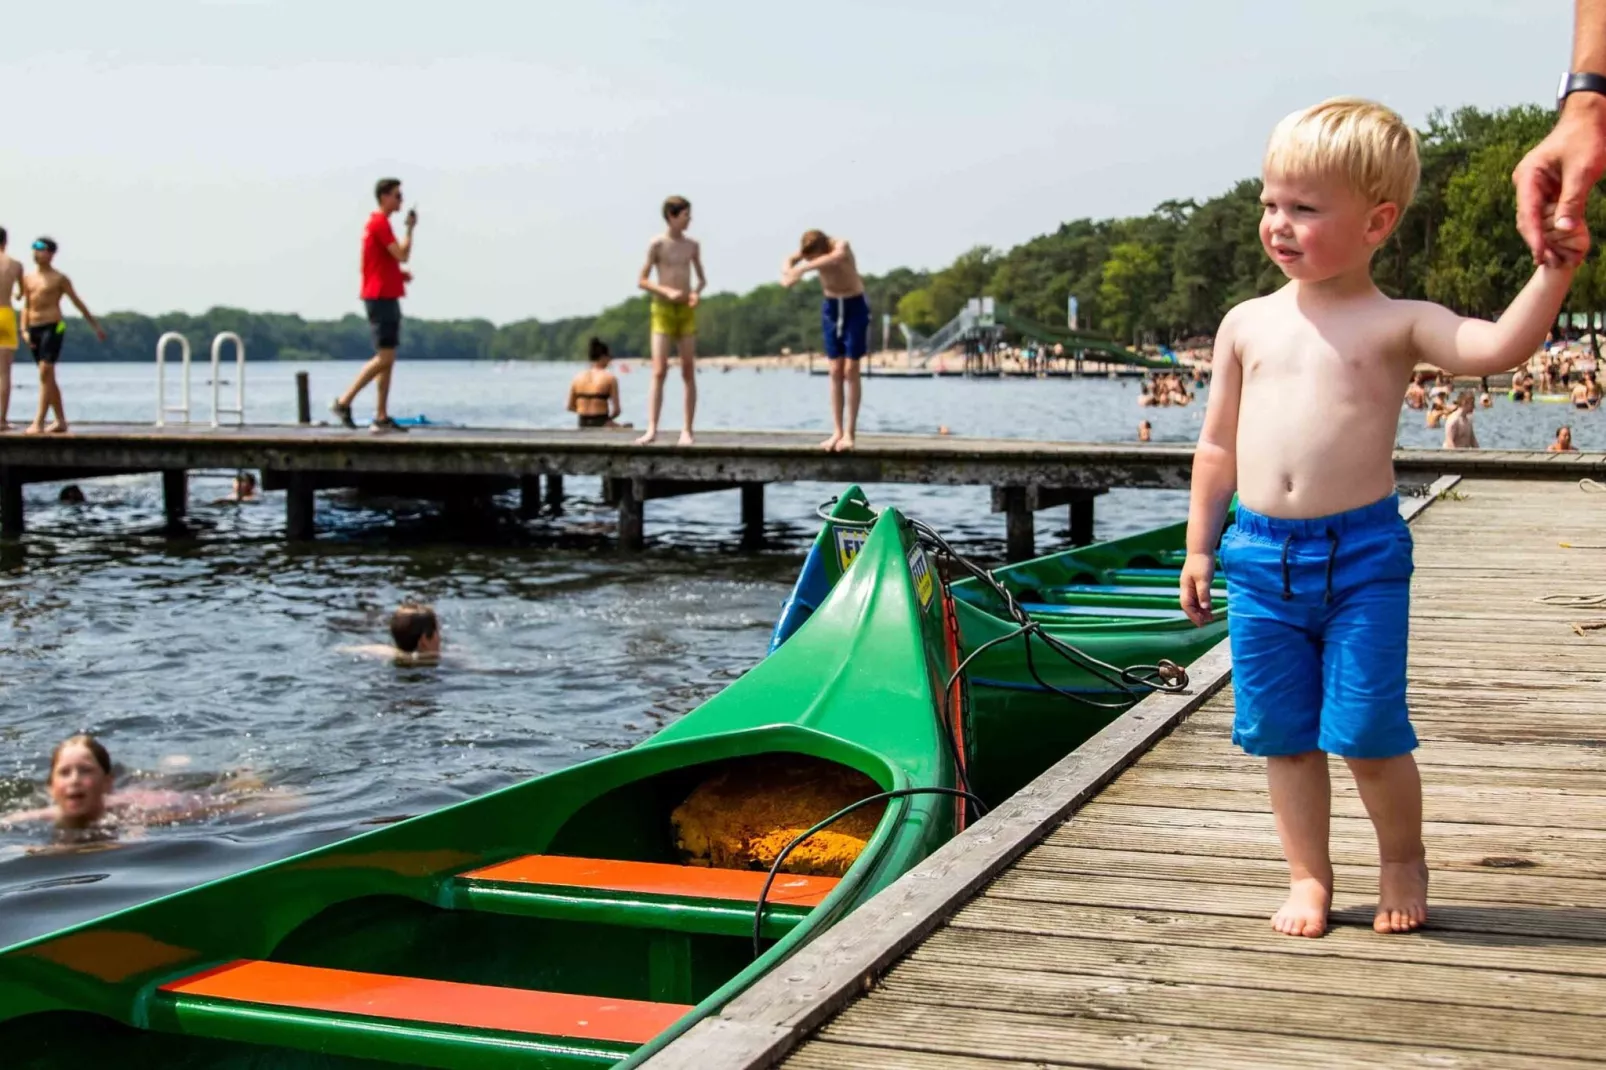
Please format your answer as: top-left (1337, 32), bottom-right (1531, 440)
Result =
top-left (333, 177), bottom-right (416, 433)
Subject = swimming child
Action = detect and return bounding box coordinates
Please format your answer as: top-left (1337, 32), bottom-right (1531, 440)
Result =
top-left (1549, 425), bottom-right (1576, 452)
top-left (780, 229), bottom-right (869, 451)
top-left (1181, 97), bottom-right (1582, 939)
top-left (1443, 390), bottom-right (1479, 448)
top-left (0, 734), bottom-right (290, 837)
top-left (213, 471), bottom-right (258, 505)
top-left (339, 601), bottom-right (442, 664)
top-left (1138, 419), bottom-right (1152, 443)
top-left (635, 196), bottom-right (705, 446)
top-left (1403, 373), bottom-right (1426, 409)
top-left (567, 337), bottom-right (624, 428)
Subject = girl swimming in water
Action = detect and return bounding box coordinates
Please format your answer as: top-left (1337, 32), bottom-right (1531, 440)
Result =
top-left (0, 733), bottom-right (292, 837)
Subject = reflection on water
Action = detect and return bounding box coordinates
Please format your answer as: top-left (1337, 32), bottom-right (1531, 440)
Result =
top-left (2, 360), bottom-right (1596, 944)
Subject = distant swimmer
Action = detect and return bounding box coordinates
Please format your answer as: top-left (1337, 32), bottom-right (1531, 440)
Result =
top-left (1443, 390), bottom-right (1479, 449)
top-left (636, 196), bottom-right (705, 446)
top-left (1138, 419), bottom-right (1152, 443)
top-left (1549, 425), bottom-right (1576, 452)
top-left (1403, 373), bottom-right (1426, 410)
top-left (214, 470), bottom-right (258, 505)
top-left (0, 227), bottom-right (24, 430)
top-left (780, 229), bottom-right (869, 451)
top-left (333, 178), bottom-right (416, 435)
top-left (20, 237), bottom-right (106, 435)
top-left (0, 734), bottom-right (293, 840)
top-left (568, 337), bottom-right (626, 428)
top-left (339, 601), bottom-right (443, 665)
top-left (1571, 376), bottom-right (1593, 409)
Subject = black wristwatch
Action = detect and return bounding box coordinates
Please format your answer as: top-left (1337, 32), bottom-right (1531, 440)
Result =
top-left (1557, 71), bottom-right (1606, 110)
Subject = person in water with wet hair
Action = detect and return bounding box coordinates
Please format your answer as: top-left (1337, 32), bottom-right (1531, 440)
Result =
top-left (0, 734), bottom-right (289, 835)
top-left (339, 601), bottom-right (443, 664)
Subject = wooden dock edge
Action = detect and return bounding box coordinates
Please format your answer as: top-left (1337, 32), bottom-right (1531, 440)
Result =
top-left (634, 473), bottom-right (1460, 1070)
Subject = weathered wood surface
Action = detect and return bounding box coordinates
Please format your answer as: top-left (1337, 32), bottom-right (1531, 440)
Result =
top-left (2, 423), bottom-right (1604, 488)
top-left (641, 478), bottom-right (1606, 1069)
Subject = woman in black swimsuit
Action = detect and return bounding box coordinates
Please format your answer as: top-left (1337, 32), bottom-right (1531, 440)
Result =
top-left (567, 337), bottom-right (625, 428)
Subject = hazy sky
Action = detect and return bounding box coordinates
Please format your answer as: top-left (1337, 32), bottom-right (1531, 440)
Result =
top-left (0, 1), bottom-right (1568, 323)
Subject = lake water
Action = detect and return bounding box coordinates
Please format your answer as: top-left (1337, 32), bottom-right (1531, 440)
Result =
top-left (0, 359), bottom-right (1593, 945)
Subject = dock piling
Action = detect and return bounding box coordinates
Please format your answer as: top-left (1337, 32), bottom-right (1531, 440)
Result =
top-left (1000, 486), bottom-right (1033, 561)
top-left (518, 475), bottom-right (542, 519)
top-left (295, 372), bottom-right (311, 425)
top-left (740, 483), bottom-right (764, 548)
top-left (286, 473), bottom-right (316, 541)
top-left (1069, 494), bottom-right (1096, 546)
top-left (0, 468), bottom-right (22, 537)
top-left (617, 479), bottom-right (644, 552)
top-left (161, 470), bottom-right (188, 531)
top-left (544, 473), bottom-right (565, 514)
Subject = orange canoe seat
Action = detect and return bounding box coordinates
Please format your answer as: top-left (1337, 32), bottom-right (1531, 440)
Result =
top-left (155, 959), bottom-right (690, 1062)
top-left (452, 855), bottom-right (841, 938)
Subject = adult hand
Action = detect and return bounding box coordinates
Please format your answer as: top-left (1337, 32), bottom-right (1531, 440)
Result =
top-left (1514, 94), bottom-right (1606, 265)
top-left (405, 208), bottom-right (418, 229)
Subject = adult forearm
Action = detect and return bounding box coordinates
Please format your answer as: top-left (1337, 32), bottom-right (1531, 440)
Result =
top-left (1576, 0), bottom-right (1606, 74)
top-left (1185, 443), bottom-right (1236, 555)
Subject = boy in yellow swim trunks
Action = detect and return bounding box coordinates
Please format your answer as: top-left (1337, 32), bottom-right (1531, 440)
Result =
top-left (0, 227), bottom-right (24, 431)
top-left (636, 195), bottom-right (705, 445)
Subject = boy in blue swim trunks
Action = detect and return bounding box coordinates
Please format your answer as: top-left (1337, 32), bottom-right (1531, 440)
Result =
top-left (1181, 98), bottom-right (1585, 939)
top-left (781, 230), bottom-right (868, 451)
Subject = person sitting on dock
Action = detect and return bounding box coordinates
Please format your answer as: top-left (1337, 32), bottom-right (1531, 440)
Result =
top-left (567, 338), bottom-right (625, 428)
top-left (780, 229), bottom-right (869, 451)
top-left (20, 237), bottom-right (107, 435)
top-left (332, 178), bottom-right (416, 435)
top-left (1549, 425), bottom-right (1577, 452)
top-left (1443, 390), bottom-right (1479, 448)
top-left (1182, 97), bottom-right (1583, 940)
top-left (339, 602), bottom-right (442, 665)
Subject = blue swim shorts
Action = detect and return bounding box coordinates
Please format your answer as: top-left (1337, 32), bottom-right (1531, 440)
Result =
top-left (1221, 494), bottom-right (1416, 760)
top-left (822, 294), bottom-right (871, 359)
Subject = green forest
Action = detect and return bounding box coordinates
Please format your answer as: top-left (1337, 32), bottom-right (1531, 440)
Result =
top-left (87, 103), bottom-right (1606, 364)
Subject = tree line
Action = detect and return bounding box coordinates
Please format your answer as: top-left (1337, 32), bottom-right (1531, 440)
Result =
top-left (86, 103), bottom-right (1604, 364)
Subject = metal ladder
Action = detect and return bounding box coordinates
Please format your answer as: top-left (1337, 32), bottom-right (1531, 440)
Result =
top-left (156, 331), bottom-right (246, 427)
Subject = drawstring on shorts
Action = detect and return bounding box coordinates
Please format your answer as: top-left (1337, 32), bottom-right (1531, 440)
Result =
top-left (1279, 529), bottom-right (1341, 603)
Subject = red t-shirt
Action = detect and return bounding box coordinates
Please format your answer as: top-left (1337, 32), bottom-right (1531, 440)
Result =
top-left (360, 211), bottom-right (407, 300)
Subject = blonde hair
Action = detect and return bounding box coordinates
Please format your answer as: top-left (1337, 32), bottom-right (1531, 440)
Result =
top-left (1263, 97), bottom-right (1420, 210)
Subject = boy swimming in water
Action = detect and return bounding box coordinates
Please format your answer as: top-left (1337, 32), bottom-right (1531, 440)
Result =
top-left (781, 230), bottom-right (869, 451)
top-left (1181, 98), bottom-right (1582, 939)
top-left (340, 602), bottom-right (442, 664)
top-left (636, 196), bottom-right (705, 446)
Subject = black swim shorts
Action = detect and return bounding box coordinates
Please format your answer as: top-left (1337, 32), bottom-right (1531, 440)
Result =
top-left (364, 298), bottom-right (402, 351)
top-left (25, 321), bottom-right (65, 364)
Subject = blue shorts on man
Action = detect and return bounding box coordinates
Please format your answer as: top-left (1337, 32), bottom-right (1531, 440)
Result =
top-left (822, 294), bottom-right (870, 359)
top-left (1221, 493), bottom-right (1416, 760)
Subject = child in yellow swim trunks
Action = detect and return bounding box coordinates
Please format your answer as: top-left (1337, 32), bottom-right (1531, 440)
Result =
top-left (636, 196), bottom-right (705, 445)
top-left (0, 227), bottom-right (24, 430)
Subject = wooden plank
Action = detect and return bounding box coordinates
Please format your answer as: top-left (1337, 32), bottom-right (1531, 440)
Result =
top-left (631, 644), bottom-right (1236, 1069)
top-left (783, 1043), bottom-right (1098, 1070)
top-left (809, 1001), bottom-right (1601, 1070)
top-left (1014, 844), bottom-right (1606, 907)
top-left (1092, 783), bottom-right (1606, 829)
top-left (983, 871), bottom-right (1606, 942)
top-left (1048, 820), bottom-right (1606, 878)
top-left (1122, 760), bottom-right (1606, 794)
top-left (911, 928), bottom-right (1606, 1016)
top-left (949, 898), bottom-right (1606, 976)
top-left (870, 960), bottom-right (1605, 1061)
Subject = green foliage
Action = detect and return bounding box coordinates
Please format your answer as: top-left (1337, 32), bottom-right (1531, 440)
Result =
top-left (84, 103), bottom-right (1596, 361)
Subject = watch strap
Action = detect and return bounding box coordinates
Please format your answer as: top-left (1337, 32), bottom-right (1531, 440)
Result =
top-left (1558, 71), bottom-right (1606, 109)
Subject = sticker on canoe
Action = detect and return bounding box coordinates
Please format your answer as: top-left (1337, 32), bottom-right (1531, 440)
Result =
top-left (834, 527), bottom-right (868, 572)
top-left (907, 543), bottom-right (935, 609)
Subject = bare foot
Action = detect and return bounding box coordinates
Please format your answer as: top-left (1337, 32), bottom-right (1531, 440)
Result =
top-left (24, 423), bottom-right (44, 435)
top-left (833, 434), bottom-right (855, 452)
top-left (634, 429), bottom-right (658, 445)
top-left (46, 422), bottom-right (68, 434)
top-left (820, 432), bottom-right (842, 451)
top-left (1374, 859), bottom-right (1429, 933)
top-left (1271, 876), bottom-right (1331, 938)
top-left (678, 430), bottom-right (695, 446)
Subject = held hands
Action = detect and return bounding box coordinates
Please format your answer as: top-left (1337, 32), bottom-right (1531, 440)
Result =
top-left (1543, 204), bottom-right (1591, 267)
top-left (1514, 96), bottom-right (1606, 266)
top-left (1179, 551), bottom-right (1216, 627)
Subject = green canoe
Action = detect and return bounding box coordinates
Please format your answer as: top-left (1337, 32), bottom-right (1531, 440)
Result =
top-left (770, 487), bottom-right (1228, 803)
top-left (0, 505), bottom-right (966, 1069)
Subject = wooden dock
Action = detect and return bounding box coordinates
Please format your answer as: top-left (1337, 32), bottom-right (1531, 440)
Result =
top-left (639, 477), bottom-right (1606, 1069)
top-left (4, 422), bottom-right (1605, 556)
